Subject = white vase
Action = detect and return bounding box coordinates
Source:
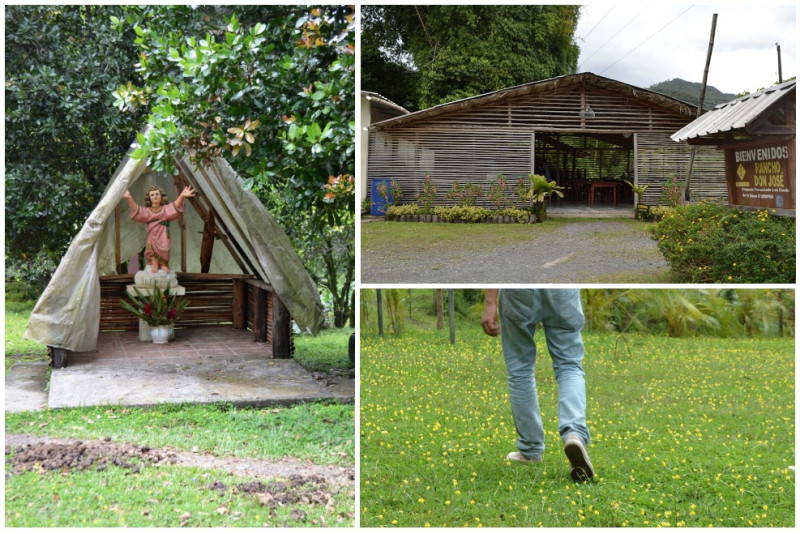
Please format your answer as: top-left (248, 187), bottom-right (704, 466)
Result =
top-left (149, 324), bottom-right (172, 344)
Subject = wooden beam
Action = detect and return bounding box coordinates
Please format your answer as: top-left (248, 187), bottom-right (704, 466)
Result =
top-left (232, 278), bottom-right (247, 329)
top-left (50, 347), bottom-right (68, 368)
top-left (253, 285), bottom-right (268, 343)
top-left (115, 205), bottom-right (121, 274)
top-left (200, 211), bottom-right (215, 273)
top-left (271, 293), bottom-right (291, 359)
top-left (173, 175), bottom-right (188, 272)
top-left (188, 162), bottom-right (263, 277)
top-left (173, 158), bottom-right (250, 274)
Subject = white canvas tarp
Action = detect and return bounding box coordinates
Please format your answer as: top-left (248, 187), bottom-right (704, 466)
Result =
top-left (26, 137), bottom-right (325, 352)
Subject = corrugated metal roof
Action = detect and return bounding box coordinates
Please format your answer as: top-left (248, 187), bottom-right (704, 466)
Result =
top-left (671, 80), bottom-right (796, 142)
top-left (362, 91), bottom-right (409, 115)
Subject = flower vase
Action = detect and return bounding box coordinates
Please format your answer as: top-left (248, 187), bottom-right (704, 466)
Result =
top-left (149, 324), bottom-right (172, 344)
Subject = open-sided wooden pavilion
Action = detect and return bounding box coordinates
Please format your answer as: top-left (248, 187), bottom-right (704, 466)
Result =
top-left (26, 131), bottom-right (324, 367)
top-left (367, 72), bottom-right (727, 208)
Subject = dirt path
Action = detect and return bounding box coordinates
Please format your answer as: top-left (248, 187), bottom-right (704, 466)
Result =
top-left (361, 219), bottom-right (669, 283)
top-left (5, 433), bottom-right (354, 489)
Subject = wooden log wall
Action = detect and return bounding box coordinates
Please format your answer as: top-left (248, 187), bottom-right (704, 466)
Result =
top-left (369, 83), bottom-right (728, 206)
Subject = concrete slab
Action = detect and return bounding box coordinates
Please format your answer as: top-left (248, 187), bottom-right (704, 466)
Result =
top-left (5, 361), bottom-right (50, 413)
top-left (48, 357), bottom-right (353, 409)
top-left (6, 328), bottom-right (354, 411)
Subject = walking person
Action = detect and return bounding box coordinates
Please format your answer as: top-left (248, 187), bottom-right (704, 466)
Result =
top-left (481, 288), bottom-right (594, 481)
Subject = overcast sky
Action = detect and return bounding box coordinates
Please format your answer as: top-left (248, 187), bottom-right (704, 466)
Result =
top-left (575, 3), bottom-right (796, 95)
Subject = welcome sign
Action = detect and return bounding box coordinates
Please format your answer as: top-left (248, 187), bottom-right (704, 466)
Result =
top-left (725, 139), bottom-right (795, 211)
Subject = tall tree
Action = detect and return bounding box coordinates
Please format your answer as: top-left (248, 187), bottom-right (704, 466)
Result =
top-left (361, 5), bottom-right (581, 110)
top-left (5, 5), bottom-right (146, 287)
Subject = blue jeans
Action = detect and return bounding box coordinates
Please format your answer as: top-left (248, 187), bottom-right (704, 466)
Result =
top-left (499, 289), bottom-right (590, 459)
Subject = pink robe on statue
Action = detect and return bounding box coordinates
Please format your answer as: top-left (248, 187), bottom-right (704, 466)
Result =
top-left (131, 202), bottom-right (184, 267)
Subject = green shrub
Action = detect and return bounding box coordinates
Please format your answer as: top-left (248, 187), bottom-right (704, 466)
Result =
top-left (495, 207), bottom-right (531, 223)
top-left (433, 205), bottom-right (492, 223)
top-left (650, 202), bottom-right (795, 283)
top-left (385, 204), bottom-right (420, 219)
top-left (648, 205), bottom-right (675, 221)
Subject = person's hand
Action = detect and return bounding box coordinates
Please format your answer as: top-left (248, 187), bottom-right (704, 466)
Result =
top-left (180, 185), bottom-right (196, 198)
top-left (481, 301), bottom-right (500, 336)
top-left (122, 189), bottom-right (132, 200)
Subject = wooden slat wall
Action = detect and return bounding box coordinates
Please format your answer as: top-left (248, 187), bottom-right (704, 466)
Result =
top-left (636, 132), bottom-right (727, 204)
top-left (104, 273), bottom-right (255, 331)
top-left (370, 128), bottom-right (532, 208)
top-left (368, 84), bottom-right (727, 206)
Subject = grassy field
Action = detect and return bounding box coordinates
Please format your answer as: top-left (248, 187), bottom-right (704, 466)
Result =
top-left (360, 325), bottom-right (795, 527)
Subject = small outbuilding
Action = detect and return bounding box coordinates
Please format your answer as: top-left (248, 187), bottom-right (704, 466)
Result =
top-left (360, 91), bottom-right (409, 205)
top-left (367, 72), bottom-right (727, 209)
top-left (672, 80), bottom-right (795, 216)
top-left (26, 129), bottom-right (325, 366)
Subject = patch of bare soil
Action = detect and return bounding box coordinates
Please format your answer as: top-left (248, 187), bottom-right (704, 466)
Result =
top-left (5, 434), bottom-right (354, 489)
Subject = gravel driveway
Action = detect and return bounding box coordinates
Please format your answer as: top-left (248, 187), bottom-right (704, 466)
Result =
top-left (361, 219), bottom-right (670, 284)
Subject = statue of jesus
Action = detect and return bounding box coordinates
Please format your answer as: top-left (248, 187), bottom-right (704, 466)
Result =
top-left (122, 185), bottom-right (196, 273)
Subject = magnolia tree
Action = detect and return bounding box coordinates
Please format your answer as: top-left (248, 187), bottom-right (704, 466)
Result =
top-left (113, 6), bottom-right (355, 327)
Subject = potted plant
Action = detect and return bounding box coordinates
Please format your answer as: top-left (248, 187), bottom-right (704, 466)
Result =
top-left (519, 174), bottom-right (565, 222)
top-left (120, 285), bottom-right (189, 344)
top-left (623, 179), bottom-right (650, 219)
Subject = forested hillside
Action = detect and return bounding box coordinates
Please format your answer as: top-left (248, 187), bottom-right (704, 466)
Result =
top-left (649, 78), bottom-right (736, 109)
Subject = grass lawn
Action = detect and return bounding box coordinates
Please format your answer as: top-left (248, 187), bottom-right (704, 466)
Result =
top-left (361, 219), bottom-right (568, 259)
top-left (5, 284), bottom-right (356, 527)
top-left (294, 328), bottom-right (354, 375)
top-left (5, 283), bottom-right (49, 371)
top-left (360, 326), bottom-right (794, 527)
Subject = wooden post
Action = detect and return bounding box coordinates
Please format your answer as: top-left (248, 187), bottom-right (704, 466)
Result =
top-left (272, 294), bottom-right (291, 359)
top-left (200, 211), bottom-right (215, 273)
top-left (115, 206), bottom-right (121, 274)
top-left (173, 176), bottom-right (187, 272)
top-left (50, 347), bottom-right (68, 369)
top-left (253, 286), bottom-right (268, 342)
top-left (232, 278), bottom-right (247, 329)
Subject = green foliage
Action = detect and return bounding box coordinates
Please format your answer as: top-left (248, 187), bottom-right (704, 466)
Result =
top-left (113, 6), bottom-right (356, 326)
top-left (487, 175), bottom-right (511, 210)
top-left (361, 5), bottom-right (580, 110)
top-left (116, 6), bottom-right (355, 225)
top-left (495, 208), bottom-right (532, 223)
top-left (433, 206), bottom-right (492, 223)
top-left (445, 182), bottom-right (483, 207)
top-left (416, 174), bottom-right (438, 214)
top-left (119, 285), bottom-right (189, 326)
top-left (659, 175), bottom-right (685, 207)
top-left (517, 174), bottom-right (565, 221)
top-left (650, 202), bottom-right (796, 283)
top-left (582, 288), bottom-right (793, 338)
top-left (385, 204), bottom-right (421, 219)
top-left (5, 6), bottom-right (146, 276)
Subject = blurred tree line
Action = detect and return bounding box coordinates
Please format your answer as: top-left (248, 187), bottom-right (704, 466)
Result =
top-left (361, 289), bottom-right (794, 339)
